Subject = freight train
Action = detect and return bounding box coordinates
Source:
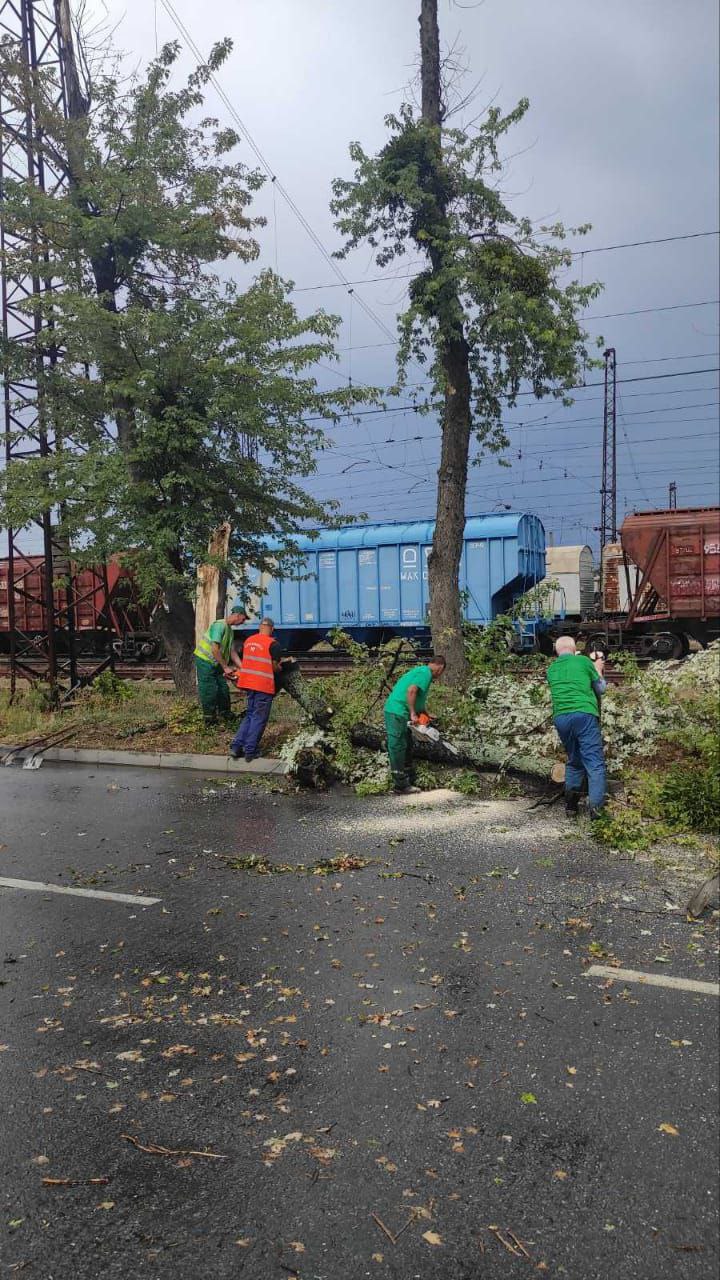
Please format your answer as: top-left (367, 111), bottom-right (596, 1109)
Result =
top-left (0, 553), bottom-right (160, 660)
top-left (234, 513), bottom-right (546, 650)
top-left (236, 507), bottom-right (720, 659)
top-left (538, 508), bottom-right (720, 658)
top-left (2, 506), bottom-right (717, 664)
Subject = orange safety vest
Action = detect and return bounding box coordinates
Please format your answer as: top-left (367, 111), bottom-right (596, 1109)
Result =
top-left (237, 632), bottom-right (276, 695)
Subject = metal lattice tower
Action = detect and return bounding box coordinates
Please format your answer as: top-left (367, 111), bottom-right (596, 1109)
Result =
top-left (668, 481), bottom-right (677, 509)
top-left (599, 346), bottom-right (617, 554)
top-left (0, 0), bottom-right (85, 692)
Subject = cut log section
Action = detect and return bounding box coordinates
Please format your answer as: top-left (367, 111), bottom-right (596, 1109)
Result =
top-left (277, 660), bottom-right (334, 729)
top-left (349, 723), bottom-right (554, 780)
top-left (686, 872), bottom-right (720, 919)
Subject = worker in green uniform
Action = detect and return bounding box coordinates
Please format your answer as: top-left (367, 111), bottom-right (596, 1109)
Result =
top-left (547, 636), bottom-right (607, 817)
top-left (384, 655), bottom-right (446, 793)
top-left (194, 610), bottom-right (247, 724)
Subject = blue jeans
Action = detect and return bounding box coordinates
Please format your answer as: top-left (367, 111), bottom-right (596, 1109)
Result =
top-left (554, 712), bottom-right (606, 811)
top-left (231, 690), bottom-right (274, 759)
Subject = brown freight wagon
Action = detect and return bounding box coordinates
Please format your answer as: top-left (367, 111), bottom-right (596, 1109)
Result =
top-left (590, 507), bottom-right (720, 659)
top-left (0, 554), bottom-right (161, 659)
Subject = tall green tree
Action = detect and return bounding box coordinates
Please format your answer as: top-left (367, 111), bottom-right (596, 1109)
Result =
top-left (0, 36), bottom-right (367, 692)
top-left (332, 0), bottom-right (600, 683)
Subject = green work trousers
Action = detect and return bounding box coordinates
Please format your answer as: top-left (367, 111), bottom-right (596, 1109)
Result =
top-left (385, 710), bottom-right (416, 791)
top-left (195, 657), bottom-right (231, 723)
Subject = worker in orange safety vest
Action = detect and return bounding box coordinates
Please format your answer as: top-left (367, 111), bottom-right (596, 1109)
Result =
top-left (229, 617), bottom-right (284, 762)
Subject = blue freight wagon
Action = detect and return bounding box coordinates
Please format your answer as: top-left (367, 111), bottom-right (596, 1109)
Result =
top-left (233, 513), bottom-right (546, 651)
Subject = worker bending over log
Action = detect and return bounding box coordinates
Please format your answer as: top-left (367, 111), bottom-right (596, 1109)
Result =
top-left (194, 610), bottom-right (247, 725)
top-left (384, 656), bottom-right (446, 794)
top-left (547, 636), bottom-right (607, 818)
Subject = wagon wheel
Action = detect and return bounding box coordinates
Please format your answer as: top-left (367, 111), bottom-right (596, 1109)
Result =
top-left (648, 632), bottom-right (686, 660)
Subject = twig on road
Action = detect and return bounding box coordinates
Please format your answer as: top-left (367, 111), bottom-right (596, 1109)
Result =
top-left (486, 1225), bottom-right (524, 1257)
top-left (42, 1176), bottom-right (110, 1187)
top-left (506, 1229), bottom-right (531, 1258)
top-left (122, 1133), bottom-right (228, 1160)
top-left (371, 1213), bottom-right (398, 1245)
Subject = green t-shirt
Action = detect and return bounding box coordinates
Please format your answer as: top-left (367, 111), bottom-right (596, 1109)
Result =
top-left (208, 619), bottom-right (232, 664)
top-left (385, 665), bottom-right (433, 718)
top-left (547, 653), bottom-right (601, 718)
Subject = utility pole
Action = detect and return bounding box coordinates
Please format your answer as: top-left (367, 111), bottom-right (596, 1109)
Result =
top-left (599, 346), bottom-right (617, 554)
top-left (0, 0), bottom-right (106, 695)
top-left (668, 481), bottom-right (677, 509)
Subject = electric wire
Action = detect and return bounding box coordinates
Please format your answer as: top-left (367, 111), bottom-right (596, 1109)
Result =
top-left (304, 369), bottom-right (720, 424)
top-left (158, 0), bottom-right (395, 344)
top-left (321, 405), bottom-right (719, 458)
top-left (293, 231), bottom-right (720, 291)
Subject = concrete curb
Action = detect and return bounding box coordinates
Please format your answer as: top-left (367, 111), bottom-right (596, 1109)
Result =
top-left (0, 744), bottom-right (289, 777)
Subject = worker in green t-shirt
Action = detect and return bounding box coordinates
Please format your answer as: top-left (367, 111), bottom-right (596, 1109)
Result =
top-left (546, 635), bottom-right (607, 818)
top-left (194, 610), bottom-right (247, 724)
top-left (384, 656), bottom-right (447, 793)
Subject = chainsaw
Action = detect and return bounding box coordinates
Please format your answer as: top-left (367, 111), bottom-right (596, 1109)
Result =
top-left (408, 711), bottom-right (460, 756)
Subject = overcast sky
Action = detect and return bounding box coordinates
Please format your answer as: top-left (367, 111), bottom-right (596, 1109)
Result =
top-left (10, 0), bottom-right (720, 555)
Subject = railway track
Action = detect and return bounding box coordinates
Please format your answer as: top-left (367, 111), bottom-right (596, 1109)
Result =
top-left (1, 652), bottom-right (638, 685)
top-left (0, 653), bottom-right (354, 682)
top-left (0, 657), bottom-right (173, 682)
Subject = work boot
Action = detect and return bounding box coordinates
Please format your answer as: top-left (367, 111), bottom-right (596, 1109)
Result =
top-left (564, 789), bottom-right (581, 817)
top-left (588, 806), bottom-right (605, 822)
top-left (394, 784), bottom-right (422, 795)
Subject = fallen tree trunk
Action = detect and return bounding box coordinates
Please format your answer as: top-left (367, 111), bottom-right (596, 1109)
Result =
top-left (686, 872), bottom-right (719, 919)
top-left (277, 661), bottom-right (334, 729)
top-left (349, 723), bottom-right (554, 780)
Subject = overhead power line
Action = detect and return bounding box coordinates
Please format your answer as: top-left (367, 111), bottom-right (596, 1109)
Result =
top-left (294, 230), bottom-right (720, 291)
top-left (158, 0), bottom-right (395, 343)
top-left (336, 301), bottom-right (719, 352)
top-left (618, 351), bottom-right (719, 367)
top-left (338, 486), bottom-right (720, 528)
top-left (305, 367), bottom-right (720, 423)
top-left (325, 402), bottom-right (719, 452)
top-left (572, 229), bottom-right (719, 255)
top-left (323, 418), bottom-right (719, 473)
top-left (330, 451), bottom-right (718, 498)
top-left (585, 299), bottom-right (719, 321)
top-left (315, 439), bottom-right (719, 488)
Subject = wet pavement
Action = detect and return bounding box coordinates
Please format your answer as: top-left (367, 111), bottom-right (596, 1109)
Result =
top-left (1, 763), bottom-right (718, 1279)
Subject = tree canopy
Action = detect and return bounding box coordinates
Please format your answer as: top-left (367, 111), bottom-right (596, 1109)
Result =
top-left (0, 38), bottom-right (369, 686)
top-left (332, 31), bottom-right (601, 682)
top-left (332, 98), bottom-right (601, 449)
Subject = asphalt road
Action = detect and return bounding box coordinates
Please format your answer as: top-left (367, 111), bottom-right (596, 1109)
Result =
top-left (1, 764), bottom-right (718, 1280)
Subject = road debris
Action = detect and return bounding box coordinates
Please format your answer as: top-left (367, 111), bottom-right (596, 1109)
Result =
top-left (121, 1134), bottom-right (229, 1160)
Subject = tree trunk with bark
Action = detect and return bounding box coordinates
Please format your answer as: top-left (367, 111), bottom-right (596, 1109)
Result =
top-left (349, 722), bottom-right (554, 781)
top-left (153, 582), bottom-right (196, 697)
top-left (428, 335), bottom-right (472, 682)
top-left (196, 523), bottom-right (231, 647)
top-left (420, 0), bottom-right (471, 685)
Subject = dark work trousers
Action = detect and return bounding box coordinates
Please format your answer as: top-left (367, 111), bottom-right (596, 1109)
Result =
top-left (231, 690), bottom-right (274, 759)
top-left (553, 711), bottom-right (607, 811)
top-left (195, 657), bottom-right (231, 723)
top-left (384, 710), bottom-right (417, 790)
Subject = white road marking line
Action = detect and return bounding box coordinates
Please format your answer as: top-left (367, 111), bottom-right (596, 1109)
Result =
top-left (585, 963), bottom-right (719, 996)
top-left (0, 877), bottom-right (161, 907)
